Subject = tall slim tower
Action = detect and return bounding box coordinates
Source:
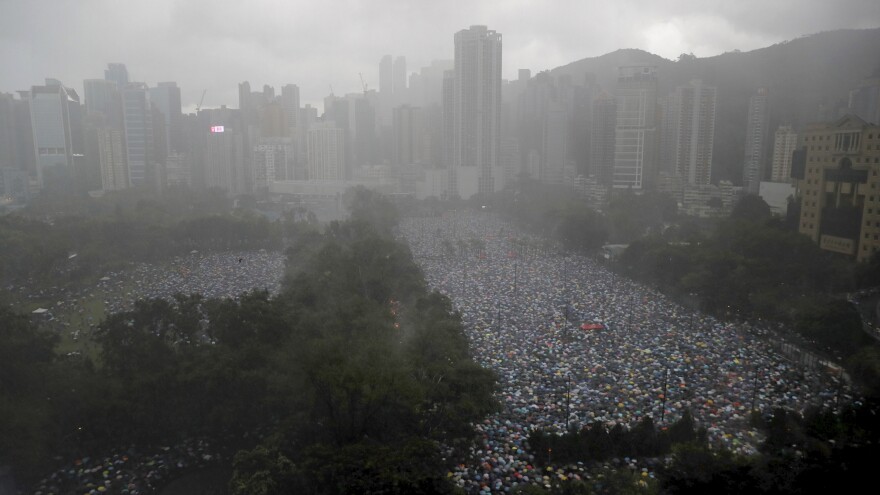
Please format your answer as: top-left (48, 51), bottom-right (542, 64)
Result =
top-left (452, 25), bottom-right (502, 198)
top-left (613, 66), bottom-right (657, 190)
top-left (743, 88), bottom-right (770, 193)
top-left (770, 125), bottom-right (798, 182)
top-left (149, 82), bottom-right (182, 154)
top-left (393, 56), bottom-right (407, 105)
top-left (120, 83), bottom-right (154, 186)
top-left (590, 92), bottom-right (617, 186)
top-left (673, 80), bottom-right (717, 185)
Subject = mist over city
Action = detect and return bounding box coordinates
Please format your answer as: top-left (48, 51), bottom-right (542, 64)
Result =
top-left (2, 1), bottom-right (880, 494)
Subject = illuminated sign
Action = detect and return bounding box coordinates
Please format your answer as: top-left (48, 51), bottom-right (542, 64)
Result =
top-left (210, 126), bottom-right (225, 133)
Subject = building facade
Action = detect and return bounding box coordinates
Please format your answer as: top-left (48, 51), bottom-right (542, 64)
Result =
top-left (743, 88), bottom-right (770, 193)
top-left (796, 115), bottom-right (880, 261)
top-left (613, 66), bottom-right (657, 190)
top-left (672, 80), bottom-right (717, 185)
top-left (452, 25), bottom-right (503, 198)
top-left (771, 125), bottom-right (799, 182)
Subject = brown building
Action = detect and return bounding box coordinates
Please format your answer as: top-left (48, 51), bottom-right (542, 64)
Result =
top-left (797, 115), bottom-right (880, 261)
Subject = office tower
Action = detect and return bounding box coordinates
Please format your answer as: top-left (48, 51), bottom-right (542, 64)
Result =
top-left (672, 80), bottom-right (717, 185)
top-left (590, 92), bottom-right (616, 186)
top-left (120, 83), bottom-right (155, 187)
top-left (83, 79), bottom-right (118, 117)
top-left (0, 93), bottom-right (18, 169)
top-left (354, 97), bottom-right (377, 166)
top-left (796, 115), bottom-right (880, 261)
top-left (393, 56), bottom-right (407, 104)
top-left (770, 125), bottom-right (798, 182)
top-left (95, 126), bottom-right (128, 190)
top-left (613, 66), bottom-right (657, 190)
top-left (280, 84), bottom-right (300, 132)
top-left (253, 137), bottom-right (294, 191)
top-left (205, 127), bottom-right (246, 194)
top-left (542, 102), bottom-right (567, 185)
top-left (393, 105), bottom-right (425, 167)
top-left (28, 80), bottom-right (84, 188)
top-left (743, 88), bottom-right (770, 193)
top-left (104, 63), bottom-right (129, 88)
top-left (260, 101), bottom-right (286, 137)
top-left (149, 82), bottom-right (182, 154)
top-left (307, 122), bottom-right (345, 180)
top-left (379, 55), bottom-right (393, 127)
top-left (452, 25), bottom-right (503, 198)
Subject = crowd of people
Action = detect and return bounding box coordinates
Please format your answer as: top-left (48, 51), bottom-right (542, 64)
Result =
top-left (400, 212), bottom-right (850, 494)
top-left (31, 439), bottom-right (222, 495)
top-left (95, 250), bottom-right (286, 315)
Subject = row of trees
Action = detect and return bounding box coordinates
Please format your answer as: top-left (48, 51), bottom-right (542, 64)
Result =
top-left (1, 188), bottom-right (498, 494)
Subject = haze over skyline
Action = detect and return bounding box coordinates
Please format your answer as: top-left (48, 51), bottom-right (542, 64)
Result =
top-left (2, 0), bottom-right (878, 111)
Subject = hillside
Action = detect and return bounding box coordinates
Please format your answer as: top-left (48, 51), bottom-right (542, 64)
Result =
top-left (550, 28), bottom-right (880, 184)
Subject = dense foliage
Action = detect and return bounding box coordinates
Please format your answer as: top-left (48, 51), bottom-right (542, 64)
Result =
top-left (0, 188), bottom-right (497, 494)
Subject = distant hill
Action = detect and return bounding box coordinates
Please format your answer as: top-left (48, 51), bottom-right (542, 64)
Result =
top-left (550, 28), bottom-right (880, 184)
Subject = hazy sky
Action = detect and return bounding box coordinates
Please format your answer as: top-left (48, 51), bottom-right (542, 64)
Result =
top-left (1, 0), bottom-right (878, 112)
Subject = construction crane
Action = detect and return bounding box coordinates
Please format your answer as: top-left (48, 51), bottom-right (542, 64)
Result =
top-left (195, 89), bottom-right (206, 113)
top-left (359, 73), bottom-right (368, 94)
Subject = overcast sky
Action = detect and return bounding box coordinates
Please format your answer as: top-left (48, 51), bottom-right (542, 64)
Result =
top-left (1, 0), bottom-right (878, 112)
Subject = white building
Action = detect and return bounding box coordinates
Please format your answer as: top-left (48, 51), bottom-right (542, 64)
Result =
top-left (770, 125), bottom-right (798, 182)
top-left (743, 88), bottom-right (770, 193)
top-left (672, 80), bottom-right (717, 185)
top-left (307, 122), bottom-right (345, 180)
top-left (613, 66), bottom-right (657, 190)
top-left (452, 25), bottom-right (503, 198)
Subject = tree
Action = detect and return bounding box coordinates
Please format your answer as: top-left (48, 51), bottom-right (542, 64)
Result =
top-left (730, 195), bottom-right (772, 223)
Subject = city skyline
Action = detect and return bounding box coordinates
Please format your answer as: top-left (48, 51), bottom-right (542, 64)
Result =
top-left (1, 0), bottom-right (878, 112)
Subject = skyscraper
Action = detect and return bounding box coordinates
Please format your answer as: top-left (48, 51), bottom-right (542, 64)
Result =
top-left (307, 122), bottom-right (345, 180)
top-left (452, 25), bottom-right (503, 198)
top-left (83, 79), bottom-right (118, 118)
top-left (591, 92), bottom-right (617, 186)
top-left (743, 88), bottom-right (770, 193)
top-left (613, 66), bottom-right (657, 190)
top-left (770, 125), bottom-right (798, 182)
top-left (28, 80), bottom-right (84, 188)
top-left (542, 102), bottom-right (568, 185)
top-left (104, 63), bottom-right (129, 89)
top-left (672, 80), bottom-right (717, 185)
top-left (280, 84), bottom-right (300, 133)
top-left (393, 56), bottom-right (407, 105)
top-left (379, 55), bottom-right (394, 127)
top-left (120, 83), bottom-right (155, 186)
top-left (150, 82), bottom-right (182, 154)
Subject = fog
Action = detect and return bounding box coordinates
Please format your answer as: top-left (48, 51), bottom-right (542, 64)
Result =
top-left (1, 0), bottom-right (878, 110)
top-left (3, 1), bottom-right (880, 494)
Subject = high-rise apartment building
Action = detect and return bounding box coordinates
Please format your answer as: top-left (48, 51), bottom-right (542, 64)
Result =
top-left (743, 88), bottom-right (770, 193)
top-left (590, 92), bottom-right (617, 186)
top-left (452, 25), bottom-right (503, 198)
top-left (542, 102), bottom-right (567, 185)
top-left (613, 66), bottom-right (657, 190)
top-left (795, 115), bottom-right (880, 261)
top-left (307, 122), bottom-right (345, 180)
top-left (672, 80), bottom-right (717, 185)
top-left (770, 125), bottom-right (798, 182)
top-left (253, 137), bottom-right (294, 191)
top-left (393, 105), bottom-right (426, 167)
